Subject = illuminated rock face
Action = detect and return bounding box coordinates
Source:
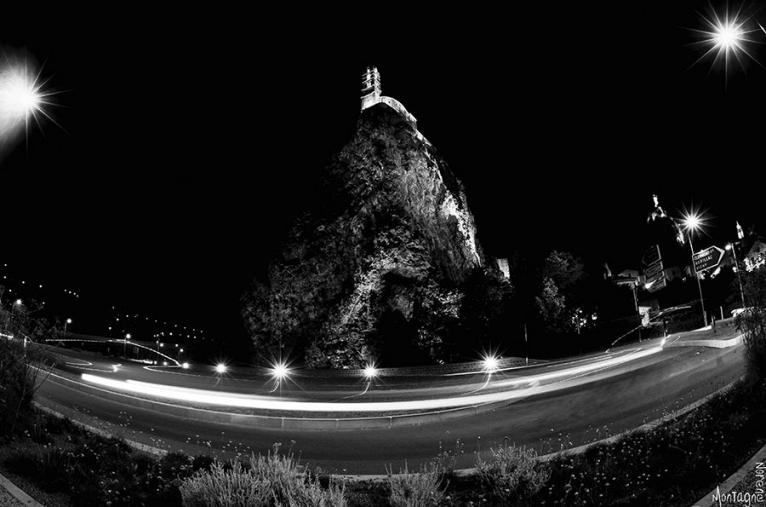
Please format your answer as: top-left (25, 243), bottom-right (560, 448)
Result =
top-left (242, 103), bottom-right (485, 368)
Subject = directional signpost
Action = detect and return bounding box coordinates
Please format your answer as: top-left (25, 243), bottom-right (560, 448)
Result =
top-left (643, 244), bottom-right (666, 293)
top-left (642, 245), bottom-right (661, 267)
top-left (693, 246), bottom-right (725, 274)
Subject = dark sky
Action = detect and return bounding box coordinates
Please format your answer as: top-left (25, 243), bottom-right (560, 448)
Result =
top-left (2, 4), bottom-right (765, 341)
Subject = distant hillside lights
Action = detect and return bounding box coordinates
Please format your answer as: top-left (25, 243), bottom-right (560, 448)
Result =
top-left (109, 308), bottom-right (209, 344)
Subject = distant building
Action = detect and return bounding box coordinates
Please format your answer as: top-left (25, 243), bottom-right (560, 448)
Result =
top-left (744, 240), bottom-right (766, 272)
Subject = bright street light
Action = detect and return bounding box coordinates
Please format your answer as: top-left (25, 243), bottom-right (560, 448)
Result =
top-left (215, 363), bottom-right (228, 374)
top-left (681, 212), bottom-right (702, 232)
top-left (363, 364), bottom-right (379, 380)
top-left (482, 354), bottom-right (500, 373)
top-left (712, 20), bottom-right (745, 51)
top-left (181, 362), bottom-right (190, 370)
top-left (691, 7), bottom-right (759, 78)
top-left (0, 64), bottom-right (41, 124)
top-left (270, 362), bottom-right (290, 381)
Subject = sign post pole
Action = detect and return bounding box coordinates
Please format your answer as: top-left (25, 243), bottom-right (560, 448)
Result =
top-left (687, 232), bottom-right (707, 326)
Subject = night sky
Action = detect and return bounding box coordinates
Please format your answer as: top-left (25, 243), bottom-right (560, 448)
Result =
top-left (2, 4), bottom-right (765, 342)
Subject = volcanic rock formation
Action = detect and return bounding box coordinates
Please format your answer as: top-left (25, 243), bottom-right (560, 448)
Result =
top-left (242, 74), bottom-right (498, 368)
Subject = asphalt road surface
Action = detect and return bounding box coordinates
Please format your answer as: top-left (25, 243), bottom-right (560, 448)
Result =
top-left (34, 325), bottom-right (745, 474)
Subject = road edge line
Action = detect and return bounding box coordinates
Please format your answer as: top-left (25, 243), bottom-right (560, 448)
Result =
top-left (0, 471), bottom-right (43, 507)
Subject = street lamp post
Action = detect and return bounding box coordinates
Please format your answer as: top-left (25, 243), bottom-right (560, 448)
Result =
top-left (682, 214), bottom-right (707, 326)
top-left (6, 299), bottom-right (22, 333)
top-left (64, 318), bottom-right (72, 335)
top-left (124, 333), bottom-right (131, 359)
top-left (726, 243), bottom-right (746, 310)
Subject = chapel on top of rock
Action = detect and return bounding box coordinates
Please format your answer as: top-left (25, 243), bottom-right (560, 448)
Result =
top-left (360, 67), bottom-right (417, 129)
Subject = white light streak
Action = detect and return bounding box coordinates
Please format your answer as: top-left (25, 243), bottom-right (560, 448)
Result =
top-left (80, 346), bottom-right (662, 414)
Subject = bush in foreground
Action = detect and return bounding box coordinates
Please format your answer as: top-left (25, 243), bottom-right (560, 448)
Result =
top-left (0, 324), bottom-right (58, 439)
top-left (0, 338), bottom-right (41, 436)
top-left (179, 444), bottom-right (346, 507)
top-left (475, 442), bottom-right (550, 505)
top-left (736, 269), bottom-right (766, 379)
top-left (386, 461), bottom-right (446, 507)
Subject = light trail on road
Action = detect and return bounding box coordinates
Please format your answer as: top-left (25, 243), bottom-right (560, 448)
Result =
top-left (34, 326), bottom-right (746, 474)
top-left (79, 345), bottom-right (664, 414)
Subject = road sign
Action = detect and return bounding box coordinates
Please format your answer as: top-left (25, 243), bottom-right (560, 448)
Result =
top-left (693, 246), bottom-right (725, 273)
top-left (645, 260), bottom-right (666, 292)
top-left (642, 245), bottom-right (661, 267)
top-left (645, 261), bottom-right (664, 280)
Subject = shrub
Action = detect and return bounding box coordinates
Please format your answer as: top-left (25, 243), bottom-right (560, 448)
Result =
top-left (181, 460), bottom-right (270, 507)
top-left (180, 444), bottom-right (346, 507)
top-left (0, 338), bottom-right (36, 436)
top-left (475, 442), bottom-right (550, 504)
top-left (737, 308), bottom-right (766, 380)
top-left (387, 461), bottom-right (446, 507)
top-left (736, 269), bottom-right (766, 379)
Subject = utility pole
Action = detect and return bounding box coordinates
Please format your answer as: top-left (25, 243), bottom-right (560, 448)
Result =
top-left (687, 231), bottom-right (707, 326)
top-left (727, 242), bottom-right (746, 310)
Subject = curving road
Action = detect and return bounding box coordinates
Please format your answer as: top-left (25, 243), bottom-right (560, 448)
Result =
top-left (34, 324), bottom-right (745, 474)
